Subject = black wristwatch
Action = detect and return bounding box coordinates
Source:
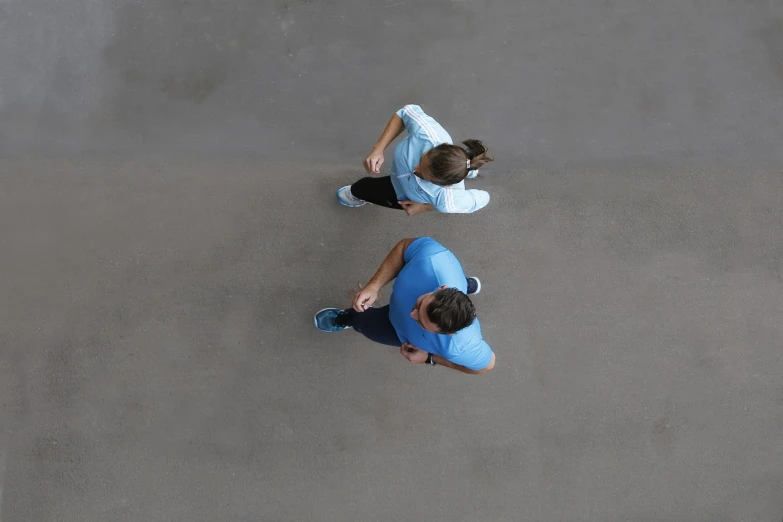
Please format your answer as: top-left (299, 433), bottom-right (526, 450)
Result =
top-left (426, 353), bottom-right (436, 366)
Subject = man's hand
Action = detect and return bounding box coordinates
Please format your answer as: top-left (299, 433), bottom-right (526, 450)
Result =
top-left (399, 201), bottom-right (431, 216)
top-left (364, 148), bottom-right (384, 174)
top-left (352, 285), bottom-right (379, 312)
top-left (400, 342), bottom-right (429, 364)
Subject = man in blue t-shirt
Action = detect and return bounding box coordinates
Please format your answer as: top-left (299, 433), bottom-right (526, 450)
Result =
top-left (314, 237), bottom-right (495, 375)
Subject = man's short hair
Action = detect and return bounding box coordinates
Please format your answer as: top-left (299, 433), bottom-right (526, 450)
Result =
top-left (427, 288), bottom-right (476, 334)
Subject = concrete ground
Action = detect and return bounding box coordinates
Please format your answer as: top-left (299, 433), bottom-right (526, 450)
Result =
top-left (1, 1), bottom-right (782, 521)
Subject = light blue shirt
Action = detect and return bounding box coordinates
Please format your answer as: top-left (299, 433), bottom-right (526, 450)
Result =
top-left (389, 105), bottom-right (490, 214)
top-left (388, 237), bottom-right (494, 371)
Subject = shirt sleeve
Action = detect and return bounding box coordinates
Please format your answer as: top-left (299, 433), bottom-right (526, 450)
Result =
top-left (447, 341), bottom-right (494, 371)
top-left (396, 105), bottom-right (443, 144)
top-left (403, 237), bottom-right (447, 263)
top-left (433, 188), bottom-right (490, 214)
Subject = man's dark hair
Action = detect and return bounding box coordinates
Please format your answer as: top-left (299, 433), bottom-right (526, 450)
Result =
top-left (426, 288), bottom-right (476, 334)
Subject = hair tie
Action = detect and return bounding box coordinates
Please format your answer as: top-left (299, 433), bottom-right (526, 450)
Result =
top-left (466, 159), bottom-right (471, 169)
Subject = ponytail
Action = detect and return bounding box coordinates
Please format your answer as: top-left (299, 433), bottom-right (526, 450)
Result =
top-left (462, 139), bottom-right (493, 171)
top-left (426, 139), bottom-right (494, 186)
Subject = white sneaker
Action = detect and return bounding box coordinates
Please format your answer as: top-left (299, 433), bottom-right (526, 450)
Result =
top-left (466, 169), bottom-right (479, 179)
top-left (336, 186), bottom-right (366, 207)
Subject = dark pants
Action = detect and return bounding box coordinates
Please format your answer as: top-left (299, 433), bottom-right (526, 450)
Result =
top-left (340, 305), bottom-right (401, 346)
top-left (350, 176), bottom-right (404, 210)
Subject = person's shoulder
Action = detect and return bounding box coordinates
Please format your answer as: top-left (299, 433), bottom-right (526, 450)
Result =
top-left (397, 104), bottom-right (430, 121)
top-left (442, 326), bottom-right (488, 355)
top-left (398, 105), bottom-right (451, 145)
top-left (455, 315), bottom-right (485, 339)
top-left (404, 237), bottom-right (448, 262)
top-left (448, 323), bottom-right (492, 362)
top-left (432, 183), bottom-right (472, 213)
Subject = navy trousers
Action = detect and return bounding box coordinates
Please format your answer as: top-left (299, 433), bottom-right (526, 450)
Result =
top-left (340, 305), bottom-right (401, 346)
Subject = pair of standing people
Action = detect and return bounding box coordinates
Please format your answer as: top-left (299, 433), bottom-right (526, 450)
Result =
top-left (314, 105), bottom-right (496, 375)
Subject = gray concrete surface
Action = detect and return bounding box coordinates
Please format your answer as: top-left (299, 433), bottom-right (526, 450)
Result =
top-left (1, 1), bottom-right (783, 521)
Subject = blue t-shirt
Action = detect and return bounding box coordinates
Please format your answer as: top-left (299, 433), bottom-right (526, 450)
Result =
top-left (388, 237), bottom-right (493, 371)
top-left (389, 105), bottom-right (490, 214)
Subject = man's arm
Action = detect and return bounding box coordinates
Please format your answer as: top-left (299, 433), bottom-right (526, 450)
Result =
top-left (432, 353), bottom-right (495, 375)
top-left (401, 343), bottom-right (496, 375)
top-left (365, 113), bottom-right (406, 174)
top-left (352, 238), bottom-right (416, 311)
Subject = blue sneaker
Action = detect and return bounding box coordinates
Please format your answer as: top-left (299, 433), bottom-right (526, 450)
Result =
top-left (466, 169), bottom-right (479, 179)
top-left (466, 277), bottom-right (481, 295)
top-left (314, 308), bottom-right (351, 332)
top-left (337, 186), bottom-right (366, 207)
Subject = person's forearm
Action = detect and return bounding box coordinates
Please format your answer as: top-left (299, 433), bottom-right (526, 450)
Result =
top-left (372, 113), bottom-right (405, 152)
top-left (366, 239), bottom-right (411, 291)
top-left (432, 354), bottom-right (493, 375)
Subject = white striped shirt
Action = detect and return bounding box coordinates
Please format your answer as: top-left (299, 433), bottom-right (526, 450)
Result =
top-left (389, 105), bottom-right (490, 214)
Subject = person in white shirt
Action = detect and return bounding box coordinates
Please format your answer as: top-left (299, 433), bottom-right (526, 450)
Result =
top-left (336, 104), bottom-right (493, 216)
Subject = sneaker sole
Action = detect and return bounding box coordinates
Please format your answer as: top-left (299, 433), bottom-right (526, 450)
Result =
top-left (338, 199), bottom-right (366, 208)
top-left (337, 188), bottom-right (366, 208)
